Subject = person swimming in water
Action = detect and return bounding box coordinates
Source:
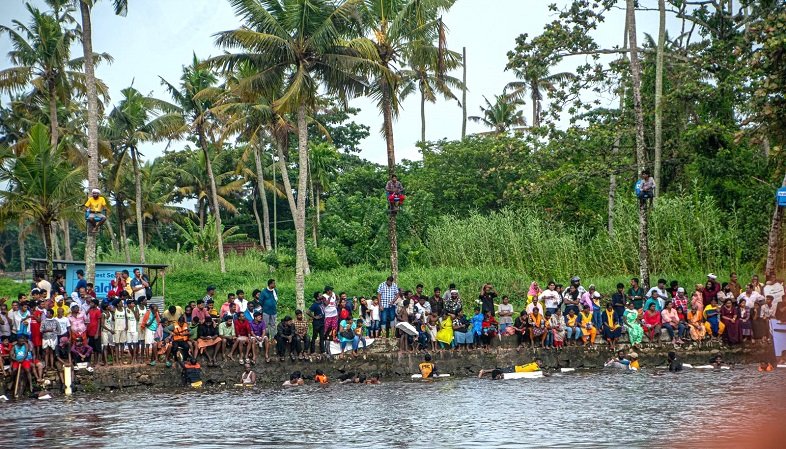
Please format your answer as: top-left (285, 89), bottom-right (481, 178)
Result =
top-left (667, 351), bottom-right (683, 372)
top-left (478, 359), bottom-right (542, 379)
top-left (283, 371), bottom-right (304, 387)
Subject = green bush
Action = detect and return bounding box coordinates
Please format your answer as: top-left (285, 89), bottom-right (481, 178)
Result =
top-left (309, 245), bottom-right (341, 271)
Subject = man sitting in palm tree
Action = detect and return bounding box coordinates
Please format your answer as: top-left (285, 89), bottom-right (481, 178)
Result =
top-left (84, 188), bottom-right (109, 233)
top-left (386, 174), bottom-right (405, 212)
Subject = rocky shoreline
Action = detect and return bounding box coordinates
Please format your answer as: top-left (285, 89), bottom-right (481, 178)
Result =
top-left (2, 338), bottom-right (772, 397)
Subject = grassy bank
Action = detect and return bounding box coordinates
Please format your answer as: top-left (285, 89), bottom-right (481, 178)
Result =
top-left (0, 248), bottom-right (751, 318)
top-left (0, 249), bottom-right (751, 313)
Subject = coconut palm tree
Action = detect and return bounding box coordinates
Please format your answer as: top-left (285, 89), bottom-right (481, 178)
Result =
top-left (104, 85), bottom-right (182, 263)
top-left (209, 0), bottom-right (377, 309)
top-left (0, 123), bottom-right (83, 278)
top-left (130, 160), bottom-right (183, 245)
top-left (76, 0), bottom-right (127, 284)
top-left (360, 0), bottom-right (455, 279)
top-left (469, 94), bottom-right (527, 134)
top-left (175, 150), bottom-right (246, 229)
top-left (161, 55), bottom-right (236, 273)
top-left (0, 2), bottom-right (110, 148)
top-left (308, 141), bottom-right (339, 244)
top-left (206, 62), bottom-right (281, 251)
top-left (400, 39), bottom-right (463, 143)
top-left (504, 67), bottom-right (574, 128)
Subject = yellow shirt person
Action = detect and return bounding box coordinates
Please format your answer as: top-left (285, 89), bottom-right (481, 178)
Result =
top-left (85, 188), bottom-right (109, 231)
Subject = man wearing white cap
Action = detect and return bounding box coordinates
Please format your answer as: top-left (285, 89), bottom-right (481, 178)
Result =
top-left (84, 188), bottom-right (109, 232)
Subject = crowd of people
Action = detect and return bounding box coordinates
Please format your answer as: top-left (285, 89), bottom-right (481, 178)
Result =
top-left (2, 269), bottom-right (785, 393)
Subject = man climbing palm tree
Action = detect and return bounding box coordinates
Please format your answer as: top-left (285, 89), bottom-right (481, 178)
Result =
top-left (386, 175), bottom-right (405, 212)
top-left (84, 188), bottom-right (109, 233)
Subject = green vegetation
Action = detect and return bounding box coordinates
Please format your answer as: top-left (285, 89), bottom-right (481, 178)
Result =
top-left (1, 1), bottom-right (785, 301)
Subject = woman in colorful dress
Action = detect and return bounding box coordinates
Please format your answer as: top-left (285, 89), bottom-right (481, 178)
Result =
top-left (703, 298), bottom-right (725, 341)
top-left (687, 306), bottom-right (706, 346)
top-left (436, 313), bottom-right (454, 349)
top-left (528, 306), bottom-right (547, 348)
top-left (623, 301), bottom-right (643, 347)
top-left (641, 303), bottom-right (662, 345)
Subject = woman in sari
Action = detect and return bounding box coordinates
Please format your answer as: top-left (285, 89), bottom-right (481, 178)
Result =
top-left (601, 303), bottom-right (623, 351)
top-left (528, 306), bottom-right (547, 348)
top-left (703, 298), bottom-right (724, 341)
top-left (623, 302), bottom-right (643, 347)
top-left (641, 303), bottom-right (662, 345)
top-left (687, 306), bottom-right (706, 346)
top-left (579, 305), bottom-right (597, 347)
top-left (436, 313), bottom-right (454, 349)
top-left (720, 298), bottom-right (741, 345)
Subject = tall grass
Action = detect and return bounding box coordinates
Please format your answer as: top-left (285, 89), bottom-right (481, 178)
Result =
top-left (427, 193), bottom-right (747, 279)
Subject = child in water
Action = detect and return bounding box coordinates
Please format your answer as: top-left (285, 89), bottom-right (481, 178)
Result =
top-left (418, 353), bottom-right (437, 378)
top-left (314, 369), bottom-right (329, 384)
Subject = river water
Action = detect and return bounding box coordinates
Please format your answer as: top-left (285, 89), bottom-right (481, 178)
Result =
top-left (2, 366), bottom-right (784, 448)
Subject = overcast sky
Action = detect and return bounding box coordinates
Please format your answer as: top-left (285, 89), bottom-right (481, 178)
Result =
top-left (0, 0), bottom-right (668, 165)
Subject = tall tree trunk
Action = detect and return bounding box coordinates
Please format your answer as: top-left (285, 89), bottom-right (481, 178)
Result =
top-left (531, 82), bottom-right (539, 128)
top-left (461, 46), bottom-right (467, 139)
top-left (420, 89), bottom-right (426, 143)
top-left (131, 148), bottom-right (145, 263)
top-left (765, 171), bottom-right (786, 279)
top-left (274, 140), bottom-right (305, 275)
top-left (381, 80), bottom-right (399, 280)
top-left (294, 104), bottom-right (310, 311)
top-left (627, 0), bottom-right (650, 287)
top-left (654, 0), bottom-right (666, 196)
top-left (198, 199), bottom-right (205, 230)
top-left (272, 152), bottom-right (278, 251)
top-left (18, 218), bottom-right (26, 282)
top-left (198, 132), bottom-right (226, 273)
top-left (80, 1), bottom-right (100, 286)
top-left (251, 186), bottom-right (264, 249)
top-left (253, 144), bottom-right (272, 250)
top-left (61, 218), bottom-right (72, 261)
top-left (609, 11), bottom-right (629, 236)
top-left (47, 81), bottom-right (59, 149)
top-left (43, 222), bottom-right (54, 280)
top-left (316, 188), bottom-right (321, 233)
top-left (309, 164), bottom-right (317, 246)
top-left (52, 222), bottom-right (61, 261)
top-left (117, 196), bottom-right (130, 263)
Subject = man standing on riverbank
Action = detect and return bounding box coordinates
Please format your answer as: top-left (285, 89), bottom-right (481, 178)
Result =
top-left (260, 279), bottom-right (278, 339)
top-left (130, 269), bottom-right (150, 303)
top-left (377, 276), bottom-right (398, 338)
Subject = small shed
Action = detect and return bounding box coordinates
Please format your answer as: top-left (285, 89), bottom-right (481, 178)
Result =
top-left (29, 258), bottom-right (168, 309)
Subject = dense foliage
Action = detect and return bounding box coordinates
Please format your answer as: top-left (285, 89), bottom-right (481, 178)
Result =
top-left (1, 0), bottom-right (785, 289)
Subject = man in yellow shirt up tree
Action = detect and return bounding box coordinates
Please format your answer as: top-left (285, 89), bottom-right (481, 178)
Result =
top-left (84, 188), bottom-right (109, 233)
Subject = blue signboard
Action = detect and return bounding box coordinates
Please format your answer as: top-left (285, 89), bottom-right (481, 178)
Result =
top-left (65, 264), bottom-right (145, 298)
top-left (778, 187), bottom-right (786, 206)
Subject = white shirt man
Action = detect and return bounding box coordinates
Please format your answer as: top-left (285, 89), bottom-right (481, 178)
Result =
top-left (763, 281), bottom-right (784, 307)
top-left (538, 287), bottom-right (561, 311)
